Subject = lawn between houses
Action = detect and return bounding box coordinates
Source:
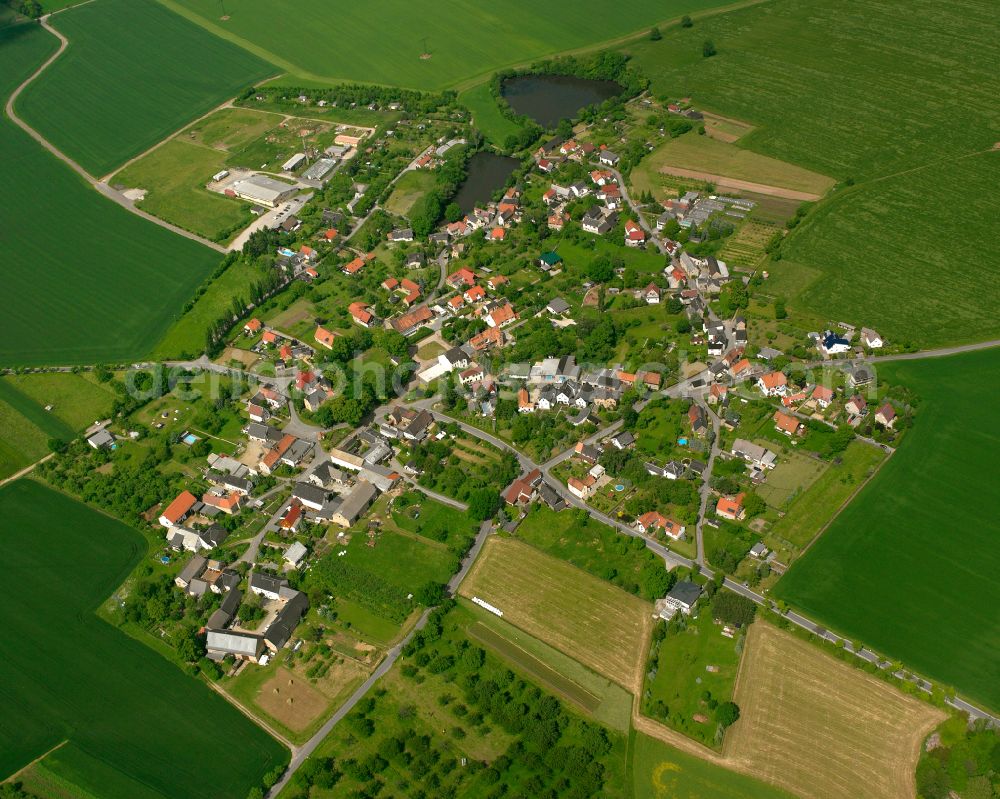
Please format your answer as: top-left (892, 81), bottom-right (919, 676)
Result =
top-left (17, 0), bottom-right (274, 177)
top-left (774, 349), bottom-right (1000, 713)
top-left (0, 22), bottom-right (222, 368)
top-left (0, 479), bottom-right (287, 799)
top-left (623, 0), bottom-right (1000, 347)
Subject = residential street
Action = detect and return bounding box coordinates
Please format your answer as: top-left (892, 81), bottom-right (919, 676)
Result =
top-left (266, 518), bottom-right (494, 797)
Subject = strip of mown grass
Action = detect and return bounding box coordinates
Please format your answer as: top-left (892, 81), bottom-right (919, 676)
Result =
top-left (0, 372), bottom-right (116, 432)
top-left (18, 0), bottom-right (274, 177)
top-left (0, 24), bottom-right (222, 367)
top-left (0, 479), bottom-right (287, 797)
top-left (774, 349), bottom-right (1000, 712)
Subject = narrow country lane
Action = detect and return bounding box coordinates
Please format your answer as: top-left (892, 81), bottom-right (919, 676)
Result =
top-left (5, 10), bottom-right (226, 253)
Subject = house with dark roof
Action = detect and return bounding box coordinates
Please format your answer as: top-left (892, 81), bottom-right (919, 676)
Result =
top-left (249, 572), bottom-right (288, 601)
top-left (660, 581), bottom-right (702, 619)
top-left (263, 589), bottom-right (309, 652)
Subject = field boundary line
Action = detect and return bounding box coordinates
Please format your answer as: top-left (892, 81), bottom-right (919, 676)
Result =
top-left (0, 453), bottom-right (53, 489)
top-left (797, 443), bottom-right (892, 558)
top-left (466, 621), bottom-right (602, 708)
top-left (207, 680), bottom-right (298, 753)
top-left (2, 739), bottom-right (68, 785)
top-left (4, 13), bottom-right (227, 253)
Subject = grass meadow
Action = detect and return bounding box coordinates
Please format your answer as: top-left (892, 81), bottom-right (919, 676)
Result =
top-left (624, 0), bottom-right (1000, 346)
top-left (166, 0), bottom-right (735, 90)
top-left (774, 349), bottom-right (1000, 711)
top-left (0, 24), bottom-right (222, 367)
top-left (383, 169), bottom-right (437, 217)
top-left (0, 373), bottom-right (116, 480)
top-left (113, 139), bottom-right (252, 241)
top-left (632, 730), bottom-right (796, 799)
top-left (0, 479), bottom-right (287, 797)
top-left (461, 599), bottom-right (634, 731)
top-left (1, 372), bottom-right (116, 432)
top-left (459, 82), bottom-right (525, 145)
top-left (18, 0), bottom-right (273, 177)
top-left (726, 623), bottom-right (944, 799)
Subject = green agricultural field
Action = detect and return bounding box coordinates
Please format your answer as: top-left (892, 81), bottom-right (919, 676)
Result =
top-left (1, 372), bottom-right (116, 432)
top-left (151, 257), bottom-right (274, 359)
top-left (767, 440), bottom-right (885, 552)
top-left (17, 0), bottom-right (274, 177)
top-left (0, 23), bottom-right (222, 367)
top-left (0, 401), bottom-right (50, 481)
top-left (632, 731), bottom-right (796, 799)
top-left (632, 132), bottom-right (835, 199)
top-left (459, 82), bottom-right (525, 145)
top-left (774, 350), bottom-right (1000, 712)
top-left (165, 0), bottom-right (735, 90)
top-left (113, 139), bottom-right (252, 242)
top-left (624, 0), bottom-right (1000, 346)
top-left (384, 169), bottom-right (437, 217)
top-left (0, 479), bottom-right (287, 797)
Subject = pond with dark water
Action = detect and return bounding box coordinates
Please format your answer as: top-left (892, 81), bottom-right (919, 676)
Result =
top-left (501, 73), bottom-right (623, 128)
top-left (453, 152), bottom-right (518, 213)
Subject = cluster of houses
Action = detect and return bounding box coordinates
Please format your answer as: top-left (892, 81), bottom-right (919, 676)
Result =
top-left (539, 155), bottom-right (649, 248)
top-left (438, 185), bottom-right (524, 245)
top-left (201, 570), bottom-right (310, 665)
top-left (814, 325), bottom-right (884, 357)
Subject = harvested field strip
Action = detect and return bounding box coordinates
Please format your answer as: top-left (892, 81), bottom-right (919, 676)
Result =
top-left (468, 621), bottom-right (601, 712)
top-left (724, 623), bottom-right (945, 799)
top-left (459, 537), bottom-right (651, 691)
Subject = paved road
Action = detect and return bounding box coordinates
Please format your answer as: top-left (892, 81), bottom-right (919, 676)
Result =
top-left (266, 518), bottom-right (494, 797)
top-left (5, 13), bottom-right (226, 253)
top-left (420, 399), bottom-right (1000, 728)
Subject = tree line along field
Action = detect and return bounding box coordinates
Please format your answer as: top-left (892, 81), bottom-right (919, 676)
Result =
top-left (725, 623), bottom-right (945, 799)
top-left (0, 479), bottom-right (287, 798)
top-left (164, 0), bottom-right (735, 91)
top-left (17, 0), bottom-right (274, 178)
top-left (623, 0), bottom-right (1000, 347)
top-left (0, 23), bottom-right (224, 367)
top-left (774, 349), bottom-right (1000, 713)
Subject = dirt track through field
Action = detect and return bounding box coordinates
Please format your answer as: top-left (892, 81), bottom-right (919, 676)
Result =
top-left (657, 166), bottom-right (825, 200)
